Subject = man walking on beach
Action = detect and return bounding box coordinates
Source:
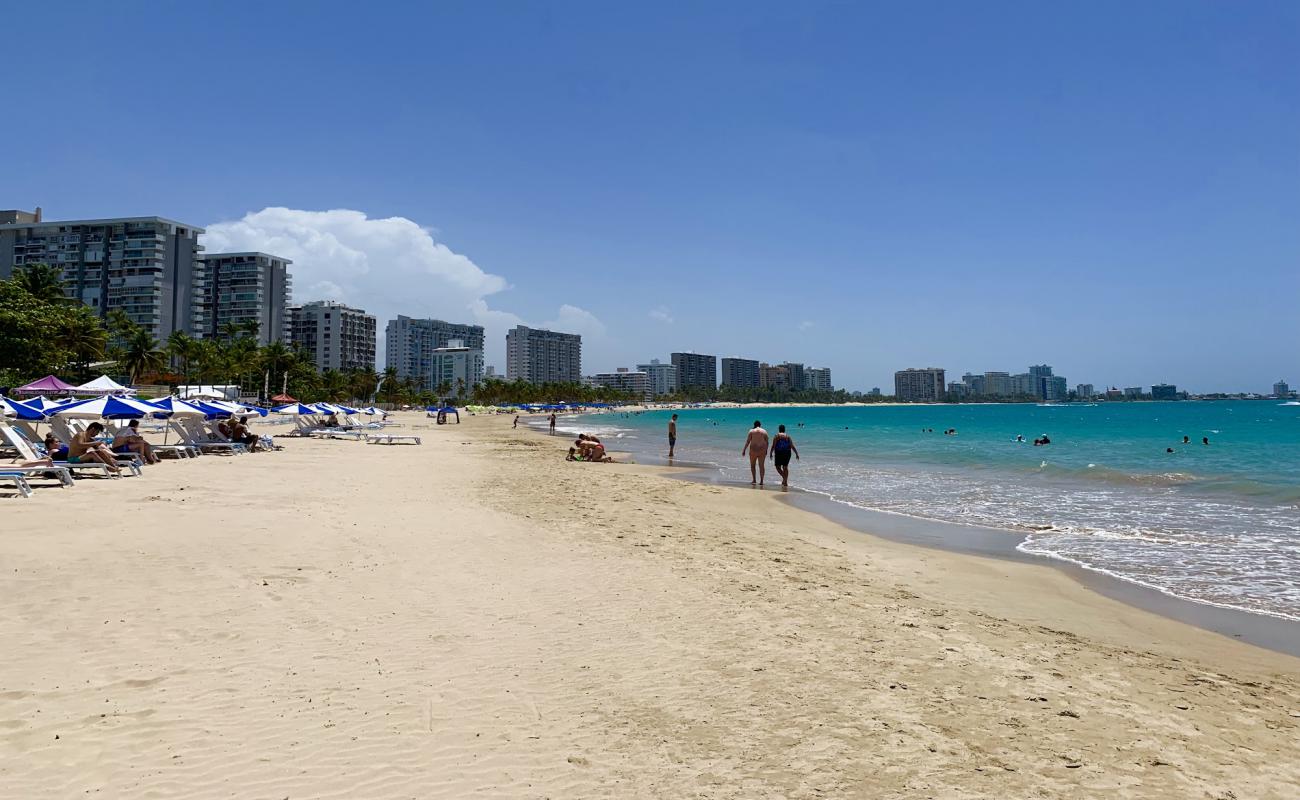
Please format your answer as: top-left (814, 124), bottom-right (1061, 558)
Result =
top-left (771, 424), bottom-right (800, 488)
top-left (741, 420), bottom-right (770, 486)
top-left (548, 412), bottom-right (556, 434)
top-left (668, 413), bottom-right (678, 458)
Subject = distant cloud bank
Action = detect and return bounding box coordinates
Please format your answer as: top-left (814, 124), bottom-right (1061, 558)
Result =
top-left (203, 207), bottom-right (603, 367)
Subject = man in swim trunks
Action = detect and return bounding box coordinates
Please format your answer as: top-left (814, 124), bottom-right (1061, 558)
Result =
top-left (770, 424), bottom-right (800, 487)
top-left (668, 413), bottom-right (678, 458)
top-left (741, 420), bottom-right (769, 486)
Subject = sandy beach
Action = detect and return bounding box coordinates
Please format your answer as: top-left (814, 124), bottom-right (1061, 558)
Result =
top-left (2, 412), bottom-right (1297, 798)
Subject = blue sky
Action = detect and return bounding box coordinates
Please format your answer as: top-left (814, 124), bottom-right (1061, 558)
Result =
top-left (4, 1), bottom-right (1297, 392)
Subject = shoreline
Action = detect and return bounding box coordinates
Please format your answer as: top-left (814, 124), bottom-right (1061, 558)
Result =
top-left (541, 416), bottom-right (1300, 655)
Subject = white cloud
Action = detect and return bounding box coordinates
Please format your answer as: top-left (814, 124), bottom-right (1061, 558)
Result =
top-left (798, 320), bottom-right (815, 331)
top-left (202, 207), bottom-right (603, 368)
top-left (649, 305), bottom-right (674, 324)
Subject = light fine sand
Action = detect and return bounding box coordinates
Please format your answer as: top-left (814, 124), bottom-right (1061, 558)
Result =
top-left (2, 413), bottom-right (1297, 798)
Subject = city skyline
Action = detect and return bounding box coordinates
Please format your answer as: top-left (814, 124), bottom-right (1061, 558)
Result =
top-left (3, 3), bottom-right (1296, 391)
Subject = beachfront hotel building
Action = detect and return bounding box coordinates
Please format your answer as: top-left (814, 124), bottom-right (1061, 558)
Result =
top-left (636, 358), bottom-right (679, 397)
top-left (1151, 383), bottom-right (1178, 400)
top-left (505, 326), bottom-right (582, 384)
top-left (721, 357), bottom-right (761, 389)
top-left (288, 300), bottom-right (377, 372)
top-left (759, 363), bottom-right (791, 390)
top-left (805, 367), bottom-right (833, 392)
top-left (386, 315), bottom-right (486, 392)
top-left (590, 368), bottom-right (651, 401)
top-left (429, 339), bottom-right (485, 396)
top-left (1076, 383), bottom-right (1096, 399)
top-left (671, 352), bottom-right (716, 390)
top-left (0, 211), bottom-right (206, 340)
top-left (199, 252), bottom-right (292, 344)
top-left (894, 367), bottom-right (946, 402)
top-left (1275, 380), bottom-right (1292, 397)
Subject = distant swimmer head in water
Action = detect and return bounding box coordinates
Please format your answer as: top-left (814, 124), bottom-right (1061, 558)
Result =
top-left (1203, 437), bottom-right (1210, 445)
top-left (1183, 435), bottom-right (1190, 444)
top-left (1166, 447), bottom-right (1175, 453)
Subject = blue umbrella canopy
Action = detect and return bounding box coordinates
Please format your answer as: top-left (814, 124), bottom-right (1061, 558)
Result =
top-left (273, 403), bottom-right (320, 415)
top-left (54, 395), bottom-right (166, 419)
top-left (148, 397), bottom-right (208, 417)
top-left (1, 396), bottom-right (46, 421)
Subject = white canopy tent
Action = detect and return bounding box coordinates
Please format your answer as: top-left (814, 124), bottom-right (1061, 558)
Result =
top-left (71, 375), bottom-right (136, 396)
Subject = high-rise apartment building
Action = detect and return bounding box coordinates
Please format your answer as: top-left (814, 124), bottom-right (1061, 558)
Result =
top-left (781, 362), bottom-right (807, 391)
top-left (759, 363), bottom-right (791, 390)
top-left (385, 315), bottom-right (487, 391)
top-left (589, 368), bottom-right (651, 401)
top-left (720, 357), bottom-right (761, 388)
top-left (505, 326), bottom-right (582, 384)
top-left (894, 368), bottom-right (946, 402)
top-left (1273, 379), bottom-right (1290, 397)
top-left (0, 214), bottom-right (206, 340)
top-left (671, 352), bottom-right (716, 391)
top-left (288, 300), bottom-right (376, 372)
top-left (805, 367), bottom-right (833, 392)
top-left (200, 252), bottom-right (291, 344)
top-left (1151, 383), bottom-right (1178, 400)
top-left (429, 339), bottom-right (485, 396)
top-left (636, 358), bottom-right (678, 397)
top-left (1076, 383), bottom-right (1095, 399)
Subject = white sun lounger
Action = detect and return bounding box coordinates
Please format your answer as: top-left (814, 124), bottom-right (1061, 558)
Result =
top-left (0, 424), bottom-right (122, 479)
top-left (365, 434), bottom-right (422, 445)
top-left (53, 419), bottom-right (146, 472)
top-left (0, 471), bottom-right (34, 498)
top-left (0, 464), bottom-right (74, 488)
top-left (171, 419), bottom-right (247, 455)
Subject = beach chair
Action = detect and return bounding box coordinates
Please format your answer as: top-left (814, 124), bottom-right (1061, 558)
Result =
top-left (52, 418), bottom-right (146, 471)
top-left (172, 418), bottom-right (247, 454)
top-left (365, 434), bottom-right (422, 445)
top-left (103, 421), bottom-right (196, 460)
top-left (0, 463), bottom-right (74, 488)
top-left (0, 424), bottom-right (122, 479)
top-left (0, 471), bottom-right (34, 498)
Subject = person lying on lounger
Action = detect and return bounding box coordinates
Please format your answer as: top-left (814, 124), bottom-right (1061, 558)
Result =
top-left (112, 419), bottom-right (159, 464)
top-left (68, 422), bottom-right (123, 474)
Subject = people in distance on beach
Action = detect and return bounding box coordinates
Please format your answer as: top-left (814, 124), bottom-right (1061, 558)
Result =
top-left (513, 415), bottom-right (519, 428)
top-left (668, 413), bottom-right (678, 458)
top-left (741, 420), bottom-right (770, 486)
top-left (322, 413), bottom-right (340, 428)
top-left (1033, 434), bottom-right (1052, 446)
top-left (112, 419), bottom-right (159, 464)
top-left (67, 422), bottom-right (122, 474)
top-left (548, 412), bottom-right (557, 434)
top-left (771, 424), bottom-right (800, 488)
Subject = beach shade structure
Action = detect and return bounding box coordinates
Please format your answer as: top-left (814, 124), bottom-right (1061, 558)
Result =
top-left (13, 375), bottom-right (77, 396)
top-left (271, 393), bottom-right (297, 403)
top-left (273, 403), bottom-right (321, 415)
top-left (181, 387), bottom-right (226, 400)
top-left (71, 375), bottom-right (136, 396)
top-left (0, 396), bottom-right (46, 421)
top-left (22, 396), bottom-right (70, 413)
top-left (236, 403), bottom-right (270, 417)
top-left (147, 397), bottom-right (208, 417)
top-left (53, 395), bottom-right (168, 420)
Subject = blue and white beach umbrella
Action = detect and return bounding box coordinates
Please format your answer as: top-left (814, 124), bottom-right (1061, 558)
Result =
top-left (24, 395), bottom-right (72, 412)
top-left (273, 402), bottom-right (320, 415)
top-left (0, 396), bottom-right (46, 421)
top-left (54, 395), bottom-right (167, 419)
top-left (148, 397), bottom-right (208, 417)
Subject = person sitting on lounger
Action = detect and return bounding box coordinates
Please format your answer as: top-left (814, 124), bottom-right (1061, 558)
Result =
top-left (231, 415), bottom-right (261, 451)
top-left (68, 422), bottom-right (122, 474)
top-left (112, 419), bottom-right (159, 464)
top-left (44, 433), bottom-right (69, 461)
top-left (323, 413), bottom-right (340, 428)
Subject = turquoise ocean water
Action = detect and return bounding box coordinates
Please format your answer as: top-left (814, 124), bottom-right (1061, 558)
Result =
top-left (559, 400), bottom-right (1300, 620)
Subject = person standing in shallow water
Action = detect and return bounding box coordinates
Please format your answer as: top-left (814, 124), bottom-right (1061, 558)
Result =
top-left (548, 412), bottom-right (556, 434)
top-left (770, 424), bottom-right (800, 488)
top-left (741, 420), bottom-right (770, 486)
top-left (668, 413), bottom-right (678, 458)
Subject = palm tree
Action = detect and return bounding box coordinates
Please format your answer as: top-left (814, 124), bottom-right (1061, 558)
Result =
top-left (55, 311), bottom-right (108, 377)
top-left (12, 263), bottom-right (68, 303)
top-left (121, 329), bottom-right (167, 385)
top-left (167, 330), bottom-right (197, 387)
